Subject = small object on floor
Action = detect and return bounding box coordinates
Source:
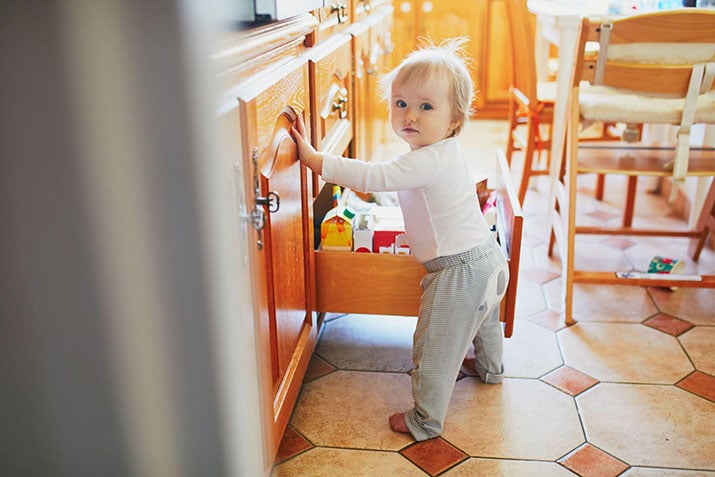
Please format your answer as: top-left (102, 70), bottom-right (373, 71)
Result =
top-left (648, 255), bottom-right (687, 291)
top-left (648, 256), bottom-right (685, 275)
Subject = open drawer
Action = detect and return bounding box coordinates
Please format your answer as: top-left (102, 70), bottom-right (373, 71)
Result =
top-left (313, 150), bottom-right (523, 337)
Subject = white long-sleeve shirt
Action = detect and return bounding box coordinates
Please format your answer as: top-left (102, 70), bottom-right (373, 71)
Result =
top-left (321, 137), bottom-right (492, 263)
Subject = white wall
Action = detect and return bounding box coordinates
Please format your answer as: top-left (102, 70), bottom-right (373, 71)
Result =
top-left (0, 1), bottom-right (264, 475)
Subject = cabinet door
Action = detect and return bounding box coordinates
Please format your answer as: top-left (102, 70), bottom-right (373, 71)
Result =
top-left (485, 0), bottom-right (512, 110)
top-left (392, 0), bottom-right (510, 116)
top-left (418, 0), bottom-right (487, 109)
top-left (237, 57), bottom-right (317, 460)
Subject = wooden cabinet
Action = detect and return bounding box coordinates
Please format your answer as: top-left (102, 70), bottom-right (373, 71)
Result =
top-left (349, 4), bottom-right (394, 162)
top-left (236, 58), bottom-right (318, 463)
top-left (311, 0), bottom-right (353, 44)
top-left (217, 14), bottom-right (318, 465)
top-left (218, 5), bottom-right (396, 467)
top-left (391, 0), bottom-right (512, 118)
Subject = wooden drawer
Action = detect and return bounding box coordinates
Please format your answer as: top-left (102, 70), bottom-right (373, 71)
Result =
top-left (311, 0), bottom-right (353, 44)
top-left (308, 33), bottom-right (353, 158)
top-left (314, 151), bottom-right (523, 337)
top-left (306, 33), bottom-right (354, 197)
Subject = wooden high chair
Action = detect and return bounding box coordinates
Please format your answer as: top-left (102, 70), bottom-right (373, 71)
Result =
top-left (504, 0), bottom-right (555, 205)
top-left (549, 10), bottom-right (715, 324)
top-left (504, 0), bottom-right (621, 205)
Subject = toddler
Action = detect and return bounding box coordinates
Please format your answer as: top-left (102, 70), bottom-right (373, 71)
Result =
top-left (291, 38), bottom-right (509, 441)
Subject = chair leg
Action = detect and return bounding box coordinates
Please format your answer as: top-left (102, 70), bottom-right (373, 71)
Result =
top-left (688, 179), bottom-right (715, 260)
top-left (595, 174), bottom-right (605, 201)
top-left (622, 175), bottom-right (638, 228)
top-left (518, 117), bottom-right (537, 205)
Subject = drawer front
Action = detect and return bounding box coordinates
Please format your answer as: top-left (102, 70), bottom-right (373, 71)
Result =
top-left (309, 34), bottom-right (353, 157)
top-left (314, 0), bottom-right (353, 43)
top-left (315, 251), bottom-right (424, 316)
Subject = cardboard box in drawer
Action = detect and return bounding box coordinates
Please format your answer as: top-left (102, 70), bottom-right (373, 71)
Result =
top-left (321, 206), bottom-right (355, 251)
top-left (352, 213), bottom-right (374, 253)
top-left (371, 206), bottom-right (408, 254)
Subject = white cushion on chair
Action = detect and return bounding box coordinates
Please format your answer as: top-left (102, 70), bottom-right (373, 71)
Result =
top-left (608, 43), bottom-right (715, 64)
top-left (579, 42), bottom-right (715, 124)
top-left (579, 86), bottom-right (715, 124)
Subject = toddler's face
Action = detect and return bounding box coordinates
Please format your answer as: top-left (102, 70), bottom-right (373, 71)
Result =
top-left (390, 73), bottom-right (460, 150)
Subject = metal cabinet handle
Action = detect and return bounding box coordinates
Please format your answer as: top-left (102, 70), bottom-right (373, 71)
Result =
top-left (331, 3), bottom-right (348, 23)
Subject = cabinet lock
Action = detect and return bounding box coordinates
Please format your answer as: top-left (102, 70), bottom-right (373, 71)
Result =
top-left (241, 147), bottom-right (280, 249)
top-left (255, 191), bottom-right (280, 213)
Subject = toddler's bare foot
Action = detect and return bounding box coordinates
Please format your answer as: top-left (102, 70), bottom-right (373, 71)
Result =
top-left (389, 412), bottom-right (410, 434)
top-left (460, 357), bottom-right (477, 376)
top-left (456, 358), bottom-right (475, 381)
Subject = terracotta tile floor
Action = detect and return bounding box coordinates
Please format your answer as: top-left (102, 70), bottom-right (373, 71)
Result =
top-left (272, 121), bottom-right (715, 476)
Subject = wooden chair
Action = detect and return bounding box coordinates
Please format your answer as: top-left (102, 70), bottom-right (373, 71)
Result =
top-left (504, 0), bottom-right (555, 205)
top-left (550, 10), bottom-right (715, 323)
top-left (504, 0), bottom-right (623, 205)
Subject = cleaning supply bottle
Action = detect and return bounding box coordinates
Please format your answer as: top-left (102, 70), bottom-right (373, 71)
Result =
top-left (320, 185), bottom-right (355, 251)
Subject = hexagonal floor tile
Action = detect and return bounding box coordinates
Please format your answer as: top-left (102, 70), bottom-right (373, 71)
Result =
top-left (679, 326), bottom-right (715, 376)
top-left (558, 322), bottom-right (693, 383)
top-left (513, 278), bottom-right (548, 320)
top-left (649, 287), bottom-right (715, 325)
top-left (289, 370), bottom-right (413, 450)
top-left (571, 283), bottom-right (658, 323)
top-left (316, 314), bottom-right (416, 372)
top-left (271, 447), bottom-right (423, 476)
top-left (442, 457), bottom-right (576, 476)
top-left (443, 379), bottom-right (584, 460)
top-left (502, 320), bottom-right (563, 378)
top-left (621, 468), bottom-right (715, 476)
top-left (578, 383), bottom-right (715, 469)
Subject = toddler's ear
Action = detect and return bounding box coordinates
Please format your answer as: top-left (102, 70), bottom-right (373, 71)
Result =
top-left (450, 118), bottom-right (462, 134)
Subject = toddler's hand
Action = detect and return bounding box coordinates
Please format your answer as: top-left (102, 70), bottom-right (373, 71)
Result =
top-left (290, 114), bottom-right (323, 174)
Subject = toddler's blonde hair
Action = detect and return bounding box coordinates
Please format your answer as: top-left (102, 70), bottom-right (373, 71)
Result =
top-left (381, 37), bottom-right (474, 136)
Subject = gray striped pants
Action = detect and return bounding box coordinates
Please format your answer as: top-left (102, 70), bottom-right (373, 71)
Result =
top-left (404, 238), bottom-right (509, 441)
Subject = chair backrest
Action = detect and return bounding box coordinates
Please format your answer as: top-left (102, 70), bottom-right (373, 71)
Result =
top-left (574, 10), bottom-right (715, 96)
top-left (505, 0), bottom-right (538, 105)
top-left (571, 9), bottom-right (715, 195)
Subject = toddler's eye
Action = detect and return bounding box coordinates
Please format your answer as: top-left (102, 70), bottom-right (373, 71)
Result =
top-left (395, 99), bottom-right (407, 108)
top-left (420, 103), bottom-right (434, 111)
